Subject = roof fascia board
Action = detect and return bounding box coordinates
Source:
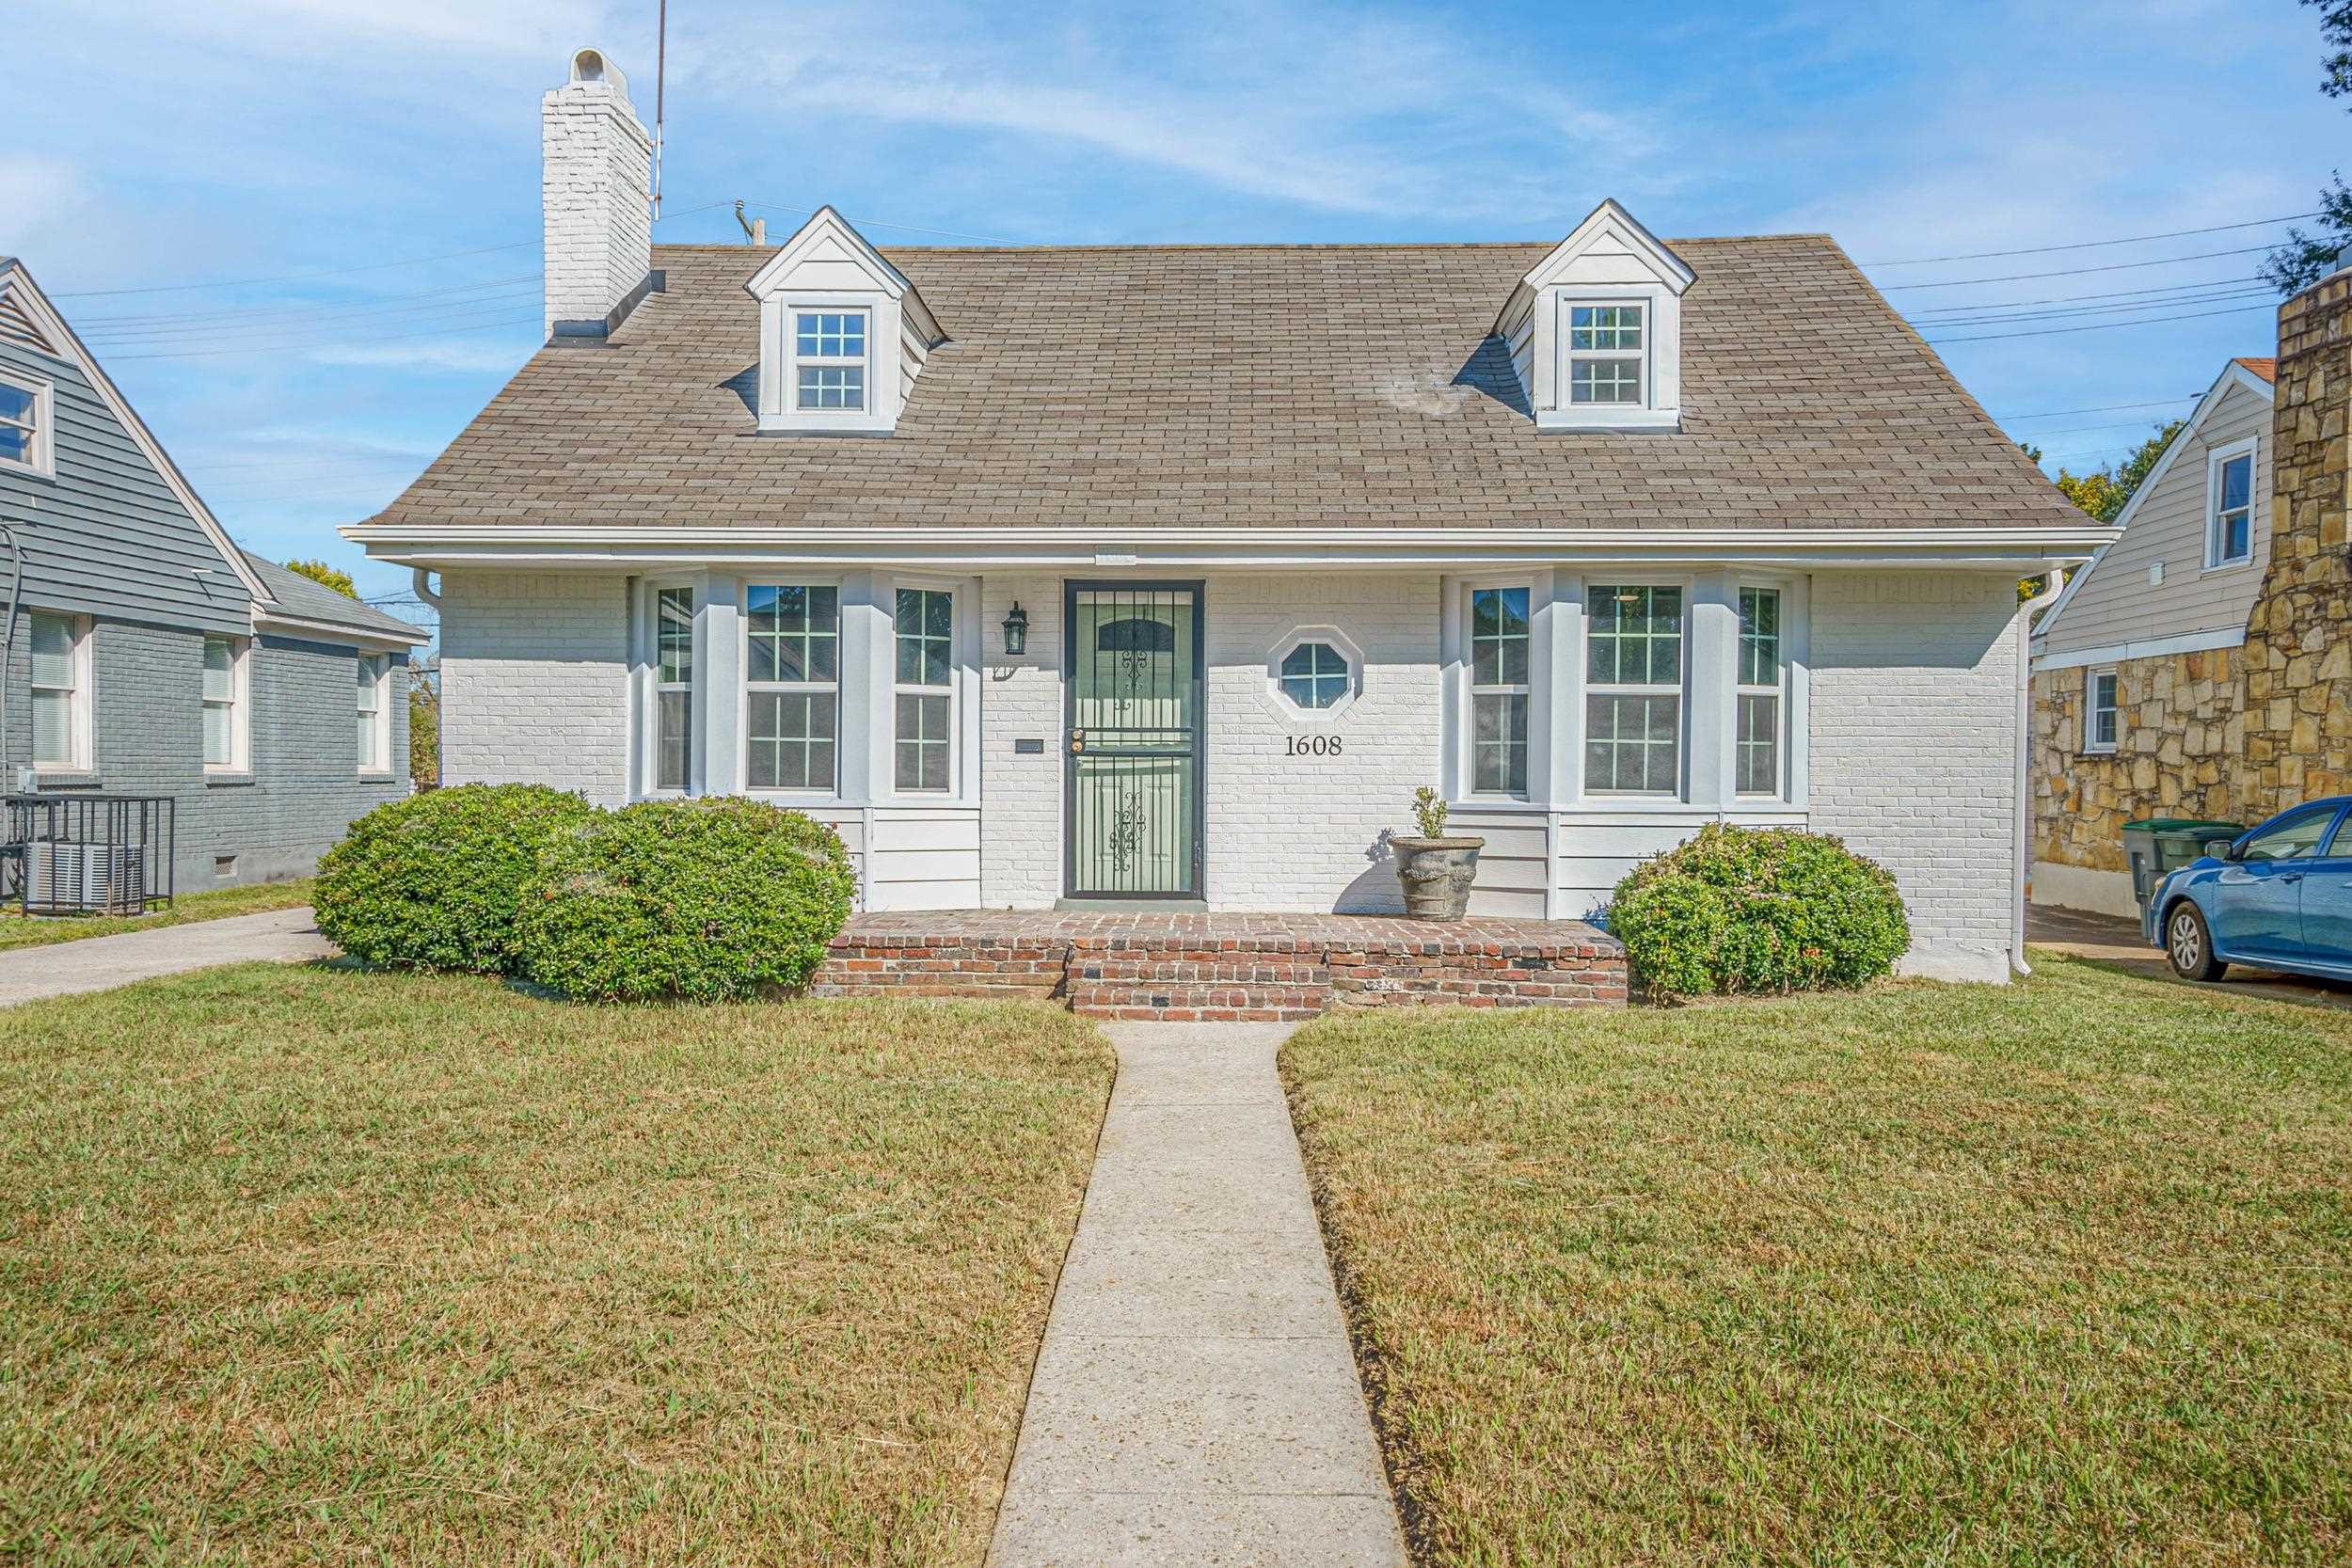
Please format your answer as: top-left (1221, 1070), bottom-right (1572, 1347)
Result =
top-left (253, 606), bottom-right (429, 648)
top-left (1522, 198), bottom-right (1697, 293)
top-left (0, 261), bottom-right (276, 607)
top-left (743, 206), bottom-right (914, 302)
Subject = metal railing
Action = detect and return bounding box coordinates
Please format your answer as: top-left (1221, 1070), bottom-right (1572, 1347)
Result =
top-left (1, 795), bottom-right (176, 917)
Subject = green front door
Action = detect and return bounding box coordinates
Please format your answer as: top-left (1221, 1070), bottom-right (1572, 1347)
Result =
top-left (1065, 583), bottom-right (1203, 898)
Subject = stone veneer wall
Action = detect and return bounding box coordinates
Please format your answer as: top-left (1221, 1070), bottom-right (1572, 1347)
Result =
top-left (2032, 269), bottom-right (2350, 880)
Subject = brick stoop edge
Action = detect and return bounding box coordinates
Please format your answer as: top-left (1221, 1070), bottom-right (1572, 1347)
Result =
top-left (811, 911), bottom-right (1628, 1022)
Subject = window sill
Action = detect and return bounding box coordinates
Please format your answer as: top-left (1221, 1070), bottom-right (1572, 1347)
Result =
top-left (0, 460), bottom-right (56, 483)
top-left (2080, 746), bottom-right (2119, 758)
top-left (1536, 405), bottom-right (1681, 435)
top-left (205, 770), bottom-right (258, 787)
top-left (2200, 557), bottom-right (2256, 577)
top-left (30, 769), bottom-right (99, 790)
top-left (358, 770), bottom-right (399, 784)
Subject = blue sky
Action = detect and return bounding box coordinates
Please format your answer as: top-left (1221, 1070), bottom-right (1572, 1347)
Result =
top-left (5, 0), bottom-right (2340, 636)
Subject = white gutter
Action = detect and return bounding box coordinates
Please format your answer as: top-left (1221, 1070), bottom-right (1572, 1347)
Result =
top-left (344, 523), bottom-right (2121, 550)
top-left (2012, 569), bottom-right (2069, 977)
top-left (254, 607), bottom-right (430, 649)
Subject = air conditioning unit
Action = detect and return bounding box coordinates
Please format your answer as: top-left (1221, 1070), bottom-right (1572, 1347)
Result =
top-left (24, 842), bottom-right (144, 914)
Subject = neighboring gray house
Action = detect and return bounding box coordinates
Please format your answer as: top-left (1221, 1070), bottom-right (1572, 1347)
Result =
top-left (0, 256), bottom-right (425, 895)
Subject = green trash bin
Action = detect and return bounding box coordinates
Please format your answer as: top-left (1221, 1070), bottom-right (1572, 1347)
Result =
top-left (2121, 817), bottom-right (2245, 915)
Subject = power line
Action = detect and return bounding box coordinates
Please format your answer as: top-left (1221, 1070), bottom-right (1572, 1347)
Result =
top-left (1862, 211), bottom-right (2319, 266)
top-left (72, 275), bottom-right (541, 332)
top-left (1924, 301), bottom-right (2276, 343)
top-left (741, 199), bottom-right (1014, 245)
top-left (1906, 285), bottom-right (2277, 330)
top-left (79, 287), bottom-right (539, 346)
top-left (1995, 396), bottom-right (2200, 420)
top-left (103, 311), bottom-right (541, 361)
top-left (1906, 273), bottom-right (2265, 317)
top-left (1881, 243), bottom-right (2302, 291)
top-left (185, 451), bottom-right (437, 475)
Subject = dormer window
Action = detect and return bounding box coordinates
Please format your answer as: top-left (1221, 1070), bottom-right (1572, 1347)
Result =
top-left (1566, 305), bottom-right (1644, 405)
top-left (1495, 198), bottom-right (1693, 435)
top-left (745, 206), bottom-right (944, 436)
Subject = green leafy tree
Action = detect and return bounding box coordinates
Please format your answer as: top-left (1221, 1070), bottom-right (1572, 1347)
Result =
top-left (284, 558), bottom-right (358, 598)
top-left (2022, 420), bottom-right (2184, 524)
top-left (2265, 2), bottom-right (2352, 293)
top-left (407, 665), bottom-right (440, 792)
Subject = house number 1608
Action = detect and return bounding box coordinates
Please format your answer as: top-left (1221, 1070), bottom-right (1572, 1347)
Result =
top-left (1285, 736), bottom-right (1343, 756)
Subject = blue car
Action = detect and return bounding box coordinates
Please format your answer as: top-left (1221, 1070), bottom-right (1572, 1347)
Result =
top-left (2147, 797), bottom-right (2352, 983)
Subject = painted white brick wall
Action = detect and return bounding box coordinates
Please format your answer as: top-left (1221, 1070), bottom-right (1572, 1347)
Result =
top-left (1810, 570), bottom-right (2023, 983)
top-left (978, 576), bottom-right (1065, 907)
top-left (441, 571), bottom-right (631, 806)
top-left (1205, 572), bottom-right (1440, 911)
top-left (541, 73), bottom-right (651, 338)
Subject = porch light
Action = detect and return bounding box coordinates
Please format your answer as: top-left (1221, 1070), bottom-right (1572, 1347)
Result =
top-left (1001, 603), bottom-right (1029, 657)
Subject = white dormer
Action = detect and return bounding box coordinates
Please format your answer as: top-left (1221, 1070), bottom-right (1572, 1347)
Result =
top-left (1496, 198), bottom-right (1694, 434)
top-left (743, 206), bottom-right (945, 436)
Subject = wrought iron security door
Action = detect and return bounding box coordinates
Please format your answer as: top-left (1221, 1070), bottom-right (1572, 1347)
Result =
top-left (1065, 582), bottom-right (1204, 898)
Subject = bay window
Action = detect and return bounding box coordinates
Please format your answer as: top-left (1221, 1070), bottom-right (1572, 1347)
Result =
top-left (1735, 588), bottom-right (1783, 796)
top-left (1469, 586), bottom-right (1530, 796)
top-left (654, 585), bottom-right (694, 791)
top-left (747, 584), bottom-right (838, 791)
top-left (894, 586), bottom-right (954, 793)
top-left (1584, 585), bottom-right (1683, 795)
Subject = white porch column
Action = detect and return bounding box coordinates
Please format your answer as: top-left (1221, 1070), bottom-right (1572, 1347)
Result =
top-left (839, 570), bottom-right (892, 802)
top-left (1687, 568), bottom-right (1740, 809)
top-left (1524, 567), bottom-right (1564, 807)
top-left (694, 571), bottom-right (741, 796)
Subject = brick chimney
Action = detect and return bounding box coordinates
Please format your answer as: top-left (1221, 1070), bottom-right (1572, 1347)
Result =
top-left (542, 48), bottom-right (653, 340)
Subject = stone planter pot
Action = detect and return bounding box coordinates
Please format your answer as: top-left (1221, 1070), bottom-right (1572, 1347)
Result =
top-left (1391, 835), bottom-right (1486, 922)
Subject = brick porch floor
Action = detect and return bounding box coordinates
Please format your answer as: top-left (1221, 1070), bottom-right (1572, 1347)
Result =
top-left (813, 909), bottom-right (1628, 1022)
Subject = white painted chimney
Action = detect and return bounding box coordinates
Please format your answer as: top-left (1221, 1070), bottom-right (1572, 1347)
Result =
top-left (542, 47), bottom-right (653, 339)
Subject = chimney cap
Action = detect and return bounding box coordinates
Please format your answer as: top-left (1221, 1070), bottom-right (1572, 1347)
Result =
top-left (567, 47), bottom-right (630, 102)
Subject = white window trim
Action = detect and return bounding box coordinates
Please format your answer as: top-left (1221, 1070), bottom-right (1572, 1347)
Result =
top-left (787, 307), bottom-right (872, 416)
top-left (356, 652), bottom-right (394, 777)
top-left (756, 290), bottom-right (898, 436)
top-left (639, 578), bottom-right (698, 797)
top-left (1581, 580), bottom-right (1690, 799)
top-left (1463, 578), bottom-right (1534, 800)
top-left (0, 373), bottom-right (56, 479)
top-left (740, 578), bottom-right (843, 798)
top-left (2084, 665), bottom-right (2120, 754)
top-left (1264, 625), bottom-right (1363, 723)
top-left (1562, 301), bottom-right (1648, 413)
top-left (890, 578), bottom-right (960, 798)
top-left (2203, 436), bottom-right (2258, 572)
top-left (29, 610), bottom-right (92, 773)
top-left (202, 634), bottom-right (252, 775)
top-left (1540, 285), bottom-right (1681, 433)
top-left (1734, 584), bottom-right (1786, 799)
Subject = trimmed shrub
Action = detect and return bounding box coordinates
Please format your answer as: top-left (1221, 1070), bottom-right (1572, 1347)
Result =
top-left (314, 784), bottom-right (596, 974)
top-left (514, 798), bottom-right (854, 1003)
top-left (1606, 823), bottom-right (1910, 1000)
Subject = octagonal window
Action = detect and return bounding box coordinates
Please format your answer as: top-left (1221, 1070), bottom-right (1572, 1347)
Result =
top-left (1279, 641), bottom-right (1351, 709)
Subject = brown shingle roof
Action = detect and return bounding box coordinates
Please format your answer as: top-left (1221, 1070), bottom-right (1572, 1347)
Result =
top-left (366, 235), bottom-right (2081, 533)
top-left (2235, 356), bottom-right (2277, 384)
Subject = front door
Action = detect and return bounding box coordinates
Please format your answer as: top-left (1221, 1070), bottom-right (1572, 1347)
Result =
top-left (1065, 582), bottom-right (1203, 898)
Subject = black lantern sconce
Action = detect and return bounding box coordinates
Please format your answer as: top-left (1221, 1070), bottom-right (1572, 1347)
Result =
top-left (1001, 602), bottom-right (1030, 657)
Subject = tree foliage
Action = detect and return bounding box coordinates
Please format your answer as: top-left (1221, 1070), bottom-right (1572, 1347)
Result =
top-left (2022, 420), bottom-right (2185, 524)
top-left (284, 558), bottom-right (358, 598)
top-left (407, 667), bottom-right (440, 792)
top-left (2265, 3), bottom-right (2352, 293)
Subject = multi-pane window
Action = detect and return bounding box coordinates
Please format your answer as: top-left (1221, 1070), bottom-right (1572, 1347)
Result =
top-left (29, 611), bottom-right (87, 769)
top-left (2209, 448), bottom-right (2253, 566)
top-left (1585, 584), bottom-right (1682, 794)
top-left (794, 310), bottom-right (868, 411)
top-left (1469, 586), bottom-right (1530, 796)
top-left (356, 654), bottom-right (387, 771)
top-left (1735, 588), bottom-right (1783, 796)
top-left (202, 636), bottom-right (241, 769)
top-left (0, 380), bottom-right (45, 472)
top-left (1566, 304), bottom-right (1644, 405)
top-left (894, 587), bottom-right (953, 792)
top-left (655, 586), bottom-right (694, 791)
top-left (1279, 641), bottom-right (1350, 709)
top-left (747, 584), bottom-right (838, 790)
top-left (2086, 668), bottom-right (2119, 752)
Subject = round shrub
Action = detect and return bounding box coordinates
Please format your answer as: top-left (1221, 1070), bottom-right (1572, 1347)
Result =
top-left (314, 784), bottom-right (597, 974)
top-left (514, 798), bottom-right (855, 1003)
top-left (1606, 823), bottom-right (1911, 1000)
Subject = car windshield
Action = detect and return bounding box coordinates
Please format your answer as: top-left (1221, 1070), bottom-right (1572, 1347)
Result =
top-left (2238, 811), bottom-right (2339, 863)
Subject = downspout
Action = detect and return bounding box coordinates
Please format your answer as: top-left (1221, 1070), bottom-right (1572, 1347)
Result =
top-left (0, 522), bottom-right (24, 790)
top-left (410, 567), bottom-right (442, 611)
top-left (2011, 569), bottom-right (2066, 977)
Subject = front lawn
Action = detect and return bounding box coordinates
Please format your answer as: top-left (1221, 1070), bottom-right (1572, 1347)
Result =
top-left (0, 965), bottom-right (1112, 1565)
top-left (1284, 956), bottom-right (2352, 1566)
top-left (0, 877), bottom-right (314, 952)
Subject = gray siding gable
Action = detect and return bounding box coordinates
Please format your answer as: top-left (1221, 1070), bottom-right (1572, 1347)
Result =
top-left (0, 333), bottom-right (255, 638)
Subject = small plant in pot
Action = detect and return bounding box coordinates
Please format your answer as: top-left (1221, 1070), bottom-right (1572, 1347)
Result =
top-left (1391, 786), bottom-right (1485, 921)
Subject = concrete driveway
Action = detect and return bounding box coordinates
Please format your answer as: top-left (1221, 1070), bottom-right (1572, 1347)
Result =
top-left (0, 907), bottom-right (335, 1006)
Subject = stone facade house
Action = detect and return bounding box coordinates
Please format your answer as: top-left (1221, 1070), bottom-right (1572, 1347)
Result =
top-left (0, 256), bottom-right (425, 895)
top-left (2029, 269), bottom-right (2351, 915)
top-left (345, 49), bottom-right (2115, 983)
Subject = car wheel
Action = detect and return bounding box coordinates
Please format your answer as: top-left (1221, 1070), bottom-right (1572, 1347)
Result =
top-left (2165, 900), bottom-right (2227, 982)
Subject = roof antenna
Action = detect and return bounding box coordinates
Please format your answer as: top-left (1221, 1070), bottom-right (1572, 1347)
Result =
top-left (734, 201), bottom-right (767, 246)
top-left (650, 0), bottom-right (666, 219)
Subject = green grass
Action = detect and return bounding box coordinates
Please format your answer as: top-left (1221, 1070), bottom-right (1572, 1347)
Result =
top-left (1283, 955), bottom-right (2352, 1566)
top-left (0, 965), bottom-right (1113, 1565)
top-left (0, 878), bottom-right (314, 951)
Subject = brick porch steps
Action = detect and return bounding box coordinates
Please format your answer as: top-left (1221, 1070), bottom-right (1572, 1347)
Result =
top-left (813, 910), bottom-right (1627, 1021)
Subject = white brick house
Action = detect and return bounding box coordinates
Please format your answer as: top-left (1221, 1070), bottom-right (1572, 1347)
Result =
top-left (347, 49), bottom-right (2114, 983)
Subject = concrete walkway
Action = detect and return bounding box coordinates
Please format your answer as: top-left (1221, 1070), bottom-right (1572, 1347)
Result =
top-left (989, 1022), bottom-right (1407, 1568)
top-left (0, 906), bottom-right (334, 1006)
